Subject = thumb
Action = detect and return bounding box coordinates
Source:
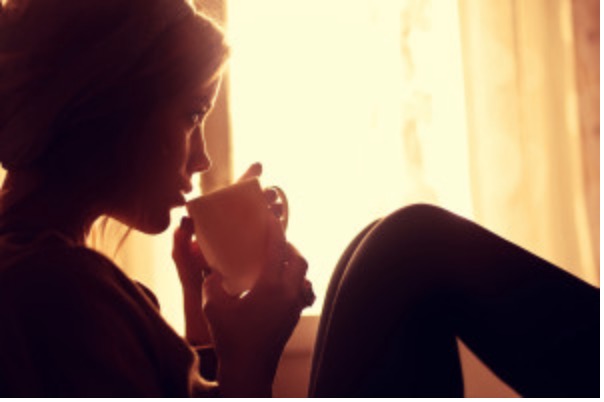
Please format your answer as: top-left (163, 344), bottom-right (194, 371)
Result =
top-left (237, 162), bottom-right (262, 182)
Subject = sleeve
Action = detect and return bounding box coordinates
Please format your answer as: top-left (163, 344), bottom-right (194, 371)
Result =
top-left (135, 281), bottom-right (161, 310)
top-left (134, 280), bottom-right (219, 385)
top-left (195, 346), bottom-right (218, 381)
top-left (0, 249), bottom-right (166, 397)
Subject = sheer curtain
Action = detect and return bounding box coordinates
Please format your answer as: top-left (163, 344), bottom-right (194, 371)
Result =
top-left (226, 0), bottom-right (474, 315)
top-left (224, 0), bottom-right (599, 312)
top-left (455, 2), bottom-right (599, 394)
top-left (458, 0), bottom-right (599, 286)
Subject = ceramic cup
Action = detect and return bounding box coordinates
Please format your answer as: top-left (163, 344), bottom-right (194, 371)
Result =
top-left (186, 178), bottom-right (288, 295)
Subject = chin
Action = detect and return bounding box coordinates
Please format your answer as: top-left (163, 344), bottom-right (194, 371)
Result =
top-left (142, 216), bottom-right (171, 234)
top-left (134, 209), bottom-right (172, 235)
top-left (111, 198), bottom-right (175, 235)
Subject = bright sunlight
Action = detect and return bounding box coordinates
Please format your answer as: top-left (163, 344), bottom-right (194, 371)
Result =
top-left (226, 0), bottom-right (472, 314)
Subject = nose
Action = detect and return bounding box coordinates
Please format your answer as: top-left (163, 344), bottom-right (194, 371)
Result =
top-left (186, 128), bottom-right (212, 174)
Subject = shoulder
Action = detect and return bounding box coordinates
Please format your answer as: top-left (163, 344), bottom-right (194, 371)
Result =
top-left (0, 240), bottom-right (140, 328)
top-left (0, 239), bottom-right (167, 395)
top-left (0, 240), bottom-right (162, 338)
top-left (0, 237), bottom-right (141, 304)
top-left (0, 234), bottom-right (114, 282)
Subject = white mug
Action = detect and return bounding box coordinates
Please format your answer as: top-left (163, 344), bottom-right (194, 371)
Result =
top-left (186, 178), bottom-right (288, 295)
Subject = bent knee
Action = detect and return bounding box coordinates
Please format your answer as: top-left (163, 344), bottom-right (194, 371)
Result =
top-left (361, 204), bottom-right (464, 272)
top-left (378, 203), bottom-right (459, 236)
top-left (338, 204), bottom-right (458, 296)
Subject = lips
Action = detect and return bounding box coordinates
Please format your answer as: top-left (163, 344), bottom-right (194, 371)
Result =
top-left (171, 178), bottom-right (193, 207)
top-left (169, 192), bottom-right (187, 207)
top-left (179, 178), bottom-right (194, 195)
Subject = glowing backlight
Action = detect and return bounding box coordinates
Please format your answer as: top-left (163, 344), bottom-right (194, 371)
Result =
top-left (226, 0), bottom-right (473, 314)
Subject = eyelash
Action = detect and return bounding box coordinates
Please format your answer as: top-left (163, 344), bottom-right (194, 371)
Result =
top-left (190, 105), bottom-right (210, 125)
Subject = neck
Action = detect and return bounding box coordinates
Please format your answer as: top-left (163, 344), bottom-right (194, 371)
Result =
top-left (0, 171), bottom-right (102, 246)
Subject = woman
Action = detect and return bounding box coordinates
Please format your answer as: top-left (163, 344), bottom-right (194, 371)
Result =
top-left (0, 0), bottom-right (599, 398)
top-left (0, 0), bottom-right (311, 397)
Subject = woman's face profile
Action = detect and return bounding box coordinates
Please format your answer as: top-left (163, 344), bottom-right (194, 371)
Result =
top-left (113, 78), bottom-right (221, 234)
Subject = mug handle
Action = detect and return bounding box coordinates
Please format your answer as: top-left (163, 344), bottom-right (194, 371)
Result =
top-left (268, 185), bottom-right (289, 231)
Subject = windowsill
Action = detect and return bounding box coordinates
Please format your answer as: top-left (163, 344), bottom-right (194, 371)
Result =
top-left (281, 314), bottom-right (320, 357)
top-left (273, 315), bottom-right (320, 397)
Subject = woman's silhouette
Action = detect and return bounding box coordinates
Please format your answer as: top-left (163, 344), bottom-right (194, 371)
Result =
top-left (0, 0), bottom-right (598, 397)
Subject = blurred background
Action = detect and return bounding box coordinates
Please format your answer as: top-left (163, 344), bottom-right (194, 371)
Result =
top-left (1, 0), bottom-right (598, 397)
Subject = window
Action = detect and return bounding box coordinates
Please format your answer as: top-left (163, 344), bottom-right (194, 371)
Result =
top-left (226, 0), bottom-right (472, 314)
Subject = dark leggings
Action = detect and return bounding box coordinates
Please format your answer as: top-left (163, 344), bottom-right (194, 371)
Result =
top-left (308, 204), bottom-right (599, 397)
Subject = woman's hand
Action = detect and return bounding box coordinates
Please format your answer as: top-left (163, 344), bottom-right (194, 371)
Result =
top-left (171, 161), bottom-right (279, 346)
top-left (239, 162), bottom-right (287, 224)
top-left (172, 162), bottom-right (263, 345)
top-left (173, 216), bottom-right (213, 346)
top-left (263, 186), bottom-right (286, 222)
top-left (202, 215), bottom-right (315, 397)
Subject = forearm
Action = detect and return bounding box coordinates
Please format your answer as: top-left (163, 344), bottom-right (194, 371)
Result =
top-left (217, 359), bottom-right (275, 397)
top-left (183, 288), bottom-right (212, 346)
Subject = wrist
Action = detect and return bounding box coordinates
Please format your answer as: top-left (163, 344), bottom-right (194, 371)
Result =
top-left (182, 283), bottom-right (203, 298)
top-left (182, 286), bottom-right (214, 346)
top-left (218, 359), bottom-right (275, 397)
top-left (185, 321), bottom-right (212, 346)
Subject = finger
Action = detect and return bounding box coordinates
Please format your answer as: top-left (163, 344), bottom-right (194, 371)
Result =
top-left (301, 279), bottom-right (316, 308)
top-left (269, 203), bottom-right (284, 219)
top-left (257, 214), bottom-right (287, 285)
top-left (172, 217), bottom-right (193, 262)
top-left (189, 238), bottom-right (210, 268)
top-left (282, 244), bottom-right (308, 293)
top-left (285, 243), bottom-right (308, 281)
top-left (180, 216), bottom-right (195, 235)
top-left (237, 162), bottom-right (262, 182)
top-left (174, 216), bottom-right (192, 240)
top-left (173, 217), bottom-right (211, 273)
top-left (263, 187), bottom-right (278, 203)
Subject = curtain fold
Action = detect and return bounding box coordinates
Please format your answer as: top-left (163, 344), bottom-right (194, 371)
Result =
top-left (458, 0), bottom-right (599, 285)
top-left (570, 0), bottom-right (600, 283)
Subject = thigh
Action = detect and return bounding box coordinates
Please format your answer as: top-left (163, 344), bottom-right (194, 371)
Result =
top-left (311, 204), bottom-right (599, 397)
top-left (310, 207), bottom-right (465, 396)
top-left (437, 213), bottom-right (599, 397)
top-left (309, 220), bottom-right (379, 395)
top-left (365, 204), bottom-right (600, 396)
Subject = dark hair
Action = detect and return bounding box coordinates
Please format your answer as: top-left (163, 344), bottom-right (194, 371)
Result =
top-left (0, 0), bottom-right (229, 179)
top-left (39, 11), bottom-right (229, 191)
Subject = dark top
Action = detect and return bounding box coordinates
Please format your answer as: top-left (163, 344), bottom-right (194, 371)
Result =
top-left (0, 231), bottom-right (218, 397)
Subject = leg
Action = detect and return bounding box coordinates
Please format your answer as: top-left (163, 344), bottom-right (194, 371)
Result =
top-left (309, 220), bottom-right (379, 394)
top-left (309, 204), bottom-right (599, 397)
top-left (310, 206), bottom-right (464, 397)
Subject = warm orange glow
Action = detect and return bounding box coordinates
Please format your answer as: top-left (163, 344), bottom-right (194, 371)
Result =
top-left (226, 0), bottom-right (473, 314)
